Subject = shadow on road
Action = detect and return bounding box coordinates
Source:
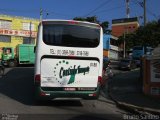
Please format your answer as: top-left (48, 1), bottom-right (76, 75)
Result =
top-left (0, 67), bottom-right (82, 107)
top-left (35, 100), bottom-right (82, 107)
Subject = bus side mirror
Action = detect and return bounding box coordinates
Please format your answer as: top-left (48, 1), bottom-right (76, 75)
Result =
top-left (34, 46), bottom-right (36, 53)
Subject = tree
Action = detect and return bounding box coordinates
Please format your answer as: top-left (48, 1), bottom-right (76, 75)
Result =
top-left (73, 17), bottom-right (86, 22)
top-left (73, 16), bottom-right (110, 34)
top-left (118, 20), bottom-right (160, 50)
top-left (101, 21), bottom-right (110, 34)
top-left (73, 16), bottom-right (99, 23)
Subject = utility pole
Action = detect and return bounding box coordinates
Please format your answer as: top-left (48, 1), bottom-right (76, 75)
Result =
top-left (126, 0), bottom-right (130, 18)
top-left (143, 0), bottom-right (147, 54)
top-left (30, 21), bottom-right (32, 44)
top-left (123, 33), bottom-right (126, 58)
top-left (143, 0), bottom-right (146, 26)
top-left (123, 0), bottom-right (130, 58)
top-left (40, 8), bottom-right (43, 21)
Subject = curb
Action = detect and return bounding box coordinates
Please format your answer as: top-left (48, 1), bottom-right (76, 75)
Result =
top-left (102, 68), bottom-right (160, 116)
top-left (106, 79), bottom-right (160, 115)
top-left (108, 89), bottom-right (160, 115)
top-left (116, 101), bottom-right (160, 115)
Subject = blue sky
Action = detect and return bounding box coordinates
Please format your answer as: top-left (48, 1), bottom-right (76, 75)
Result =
top-left (0, 0), bottom-right (159, 27)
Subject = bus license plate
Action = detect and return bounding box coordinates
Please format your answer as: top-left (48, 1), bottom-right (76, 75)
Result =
top-left (64, 88), bottom-right (76, 91)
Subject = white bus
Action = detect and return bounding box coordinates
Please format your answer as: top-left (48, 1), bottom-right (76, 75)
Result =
top-left (34, 20), bottom-right (103, 100)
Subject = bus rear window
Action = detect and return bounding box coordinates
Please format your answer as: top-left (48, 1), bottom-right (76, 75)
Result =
top-left (43, 24), bottom-right (100, 48)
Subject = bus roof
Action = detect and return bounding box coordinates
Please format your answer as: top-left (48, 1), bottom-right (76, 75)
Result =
top-left (41, 19), bottom-right (101, 28)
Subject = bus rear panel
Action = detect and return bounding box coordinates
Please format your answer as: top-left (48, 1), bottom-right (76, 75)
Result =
top-left (34, 20), bottom-right (103, 100)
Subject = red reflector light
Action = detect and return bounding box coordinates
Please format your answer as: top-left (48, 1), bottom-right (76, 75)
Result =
top-left (93, 93), bottom-right (97, 97)
top-left (98, 76), bottom-right (102, 83)
top-left (40, 92), bottom-right (46, 96)
top-left (68, 20), bottom-right (78, 24)
top-left (35, 74), bottom-right (41, 84)
top-left (89, 93), bottom-right (97, 97)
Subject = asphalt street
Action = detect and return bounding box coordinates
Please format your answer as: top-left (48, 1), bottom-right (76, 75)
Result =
top-left (0, 67), bottom-right (128, 120)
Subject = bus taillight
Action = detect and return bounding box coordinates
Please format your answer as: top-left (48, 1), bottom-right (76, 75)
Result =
top-left (98, 76), bottom-right (102, 84)
top-left (35, 74), bottom-right (41, 85)
top-left (40, 92), bottom-right (46, 96)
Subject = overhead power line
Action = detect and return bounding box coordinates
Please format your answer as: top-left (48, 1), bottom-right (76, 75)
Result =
top-left (94, 4), bottom-right (125, 14)
top-left (44, 10), bottom-right (74, 19)
top-left (131, 0), bottom-right (158, 21)
top-left (84, 0), bottom-right (112, 17)
top-left (0, 8), bottom-right (39, 13)
top-left (146, 8), bottom-right (158, 20)
top-left (0, 8), bottom-right (74, 19)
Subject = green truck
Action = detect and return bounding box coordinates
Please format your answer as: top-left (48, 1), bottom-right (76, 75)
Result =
top-left (1, 44), bottom-right (35, 67)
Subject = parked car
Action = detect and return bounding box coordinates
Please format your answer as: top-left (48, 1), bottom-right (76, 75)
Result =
top-left (134, 60), bottom-right (141, 67)
top-left (118, 59), bottom-right (136, 70)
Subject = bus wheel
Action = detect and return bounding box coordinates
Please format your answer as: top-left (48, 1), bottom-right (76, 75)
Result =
top-left (8, 60), bottom-right (17, 67)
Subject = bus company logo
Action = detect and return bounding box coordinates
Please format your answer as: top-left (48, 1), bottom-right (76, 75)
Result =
top-left (54, 60), bottom-right (90, 85)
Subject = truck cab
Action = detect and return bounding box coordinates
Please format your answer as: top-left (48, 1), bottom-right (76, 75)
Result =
top-left (1, 47), bottom-right (16, 67)
top-left (1, 44), bottom-right (35, 67)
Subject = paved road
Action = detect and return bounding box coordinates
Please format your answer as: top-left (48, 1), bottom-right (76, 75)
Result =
top-left (108, 60), bottom-right (143, 101)
top-left (0, 67), bottom-right (129, 120)
top-left (110, 60), bottom-right (142, 89)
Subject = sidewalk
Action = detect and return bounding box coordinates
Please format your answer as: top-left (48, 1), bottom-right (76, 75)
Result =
top-left (102, 69), bottom-right (160, 115)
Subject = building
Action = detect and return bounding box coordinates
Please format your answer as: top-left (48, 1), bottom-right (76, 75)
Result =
top-left (103, 34), bottom-right (110, 60)
top-left (112, 17), bottom-right (139, 37)
top-left (142, 44), bottom-right (160, 97)
top-left (0, 14), bottom-right (39, 57)
top-left (109, 35), bottom-right (119, 60)
top-left (103, 34), bottom-right (119, 60)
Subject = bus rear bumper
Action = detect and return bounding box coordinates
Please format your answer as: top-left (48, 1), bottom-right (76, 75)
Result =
top-left (34, 86), bottom-right (100, 101)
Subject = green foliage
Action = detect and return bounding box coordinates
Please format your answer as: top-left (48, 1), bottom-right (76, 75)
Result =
top-left (101, 21), bottom-right (109, 33)
top-left (73, 16), bottom-right (99, 23)
top-left (118, 21), bottom-right (160, 50)
top-left (73, 17), bottom-right (86, 21)
top-left (73, 16), bottom-right (110, 33)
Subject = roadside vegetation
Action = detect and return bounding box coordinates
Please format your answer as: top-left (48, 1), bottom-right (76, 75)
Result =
top-left (118, 20), bottom-right (160, 50)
